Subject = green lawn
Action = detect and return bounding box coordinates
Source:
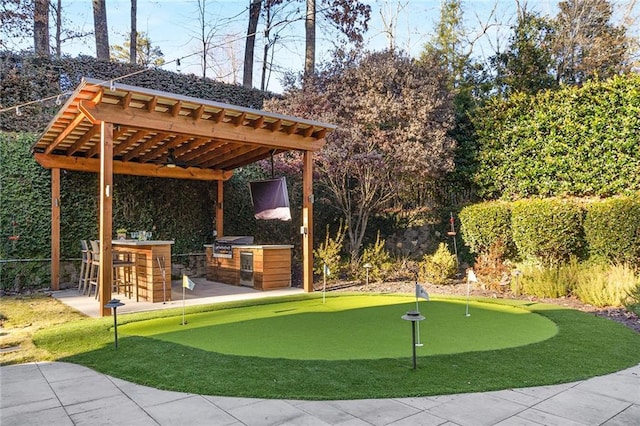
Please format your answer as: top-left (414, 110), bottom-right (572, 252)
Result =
top-left (33, 293), bottom-right (640, 400)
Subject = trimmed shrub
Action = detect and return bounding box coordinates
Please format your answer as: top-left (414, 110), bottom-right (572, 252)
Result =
top-left (459, 201), bottom-right (513, 255)
top-left (511, 199), bottom-right (584, 266)
top-left (584, 196), bottom-right (640, 265)
top-left (418, 242), bottom-right (457, 285)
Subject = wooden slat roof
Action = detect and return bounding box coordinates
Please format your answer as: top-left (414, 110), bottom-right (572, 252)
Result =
top-left (32, 78), bottom-right (336, 180)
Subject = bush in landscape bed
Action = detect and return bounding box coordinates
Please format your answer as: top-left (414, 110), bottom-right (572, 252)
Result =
top-left (573, 262), bottom-right (640, 307)
top-left (511, 198), bottom-right (584, 266)
top-left (357, 232), bottom-right (393, 283)
top-left (516, 260), bottom-right (579, 298)
top-left (418, 242), bottom-right (457, 285)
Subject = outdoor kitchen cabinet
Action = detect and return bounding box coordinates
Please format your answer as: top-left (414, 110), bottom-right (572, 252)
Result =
top-left (204, 244), bottom-right (293, 290)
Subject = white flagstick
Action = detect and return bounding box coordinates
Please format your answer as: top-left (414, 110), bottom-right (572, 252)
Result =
top-left (465, 269), bottom-right (477, 317)
top-left (415, 296), bottom-right (423, 347)
top-left (414, 283), bottom-right (430, 347)
top-left (157, 256), bottom-right (166, 303)
top-left (323, 263), bottom-right (327, 304)
top-left (182, 285), bottom-right (186, 325)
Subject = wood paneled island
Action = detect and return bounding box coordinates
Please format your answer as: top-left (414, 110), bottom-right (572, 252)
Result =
top-left (112, 240), bottom-right (174, 302)
top-left (204, 244), bottom-right (293, 290)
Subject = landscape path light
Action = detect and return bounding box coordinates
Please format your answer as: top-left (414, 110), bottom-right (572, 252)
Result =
top-left (104, 299), bottom-right (125, 349)
top-left (513, 269), bottom-right (522, 296)
top-left (363, 263), bottom-right (372, 286)
top-left (401, 310), bottom-right (425, 370)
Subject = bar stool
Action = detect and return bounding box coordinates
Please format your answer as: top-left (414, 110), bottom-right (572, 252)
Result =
top-left (113, 249), bottom-right (137, 299)
top-left (87, 240), bottom-right (100, 297)
top-left (78, 240), bottom-right (91, 294)
top-left (88, 240), bottom-right (137, 300)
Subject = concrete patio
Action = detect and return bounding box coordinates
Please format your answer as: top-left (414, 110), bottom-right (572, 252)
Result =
top-left (52, 277), bottom-right (304, 317)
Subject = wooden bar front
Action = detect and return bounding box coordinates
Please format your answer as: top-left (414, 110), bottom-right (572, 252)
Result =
top-left (112, 240), bottom-right (174, 302)
top-left (205, 245), bottom-right (293, 290)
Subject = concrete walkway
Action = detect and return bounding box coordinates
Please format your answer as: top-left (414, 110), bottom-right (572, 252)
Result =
top-left (1, 361), bottom-right (638, 425)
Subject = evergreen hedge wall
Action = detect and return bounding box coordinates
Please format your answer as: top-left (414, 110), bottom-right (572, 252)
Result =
top-left (473, 74), bottom-right (640, 199)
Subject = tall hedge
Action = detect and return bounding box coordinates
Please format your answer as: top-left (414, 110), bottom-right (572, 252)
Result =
top-left (473, 74), bottom-right (640, 199)
top-left (584, 196), bottom-right (640, 264)
top-left (459, 201), bottom-right (512, 255)
top-left (511, 199), bottom-right (585, 266)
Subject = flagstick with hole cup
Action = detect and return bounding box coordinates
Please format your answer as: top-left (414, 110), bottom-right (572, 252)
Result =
top-left (157, 256), bottom-right (166, 303)
top-left (415, 284), bottom-right (422, 347)
top-left (323, 263), bottom-right (327, 304)
top-left (181, 274), bottom-right (196, 325)
top-left (465, 268), bottom-right (477, 317)
top-left (414, 283), bottom-right (430, 347)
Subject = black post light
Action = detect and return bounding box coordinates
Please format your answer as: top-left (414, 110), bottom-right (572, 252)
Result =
top-left (401, 310), bottom-right (425, 370)
top-left (105, 299), bottom-right (125, 348)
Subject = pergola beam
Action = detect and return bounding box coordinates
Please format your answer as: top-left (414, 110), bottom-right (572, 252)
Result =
top-left (34, 153), bottom-right (233, 181)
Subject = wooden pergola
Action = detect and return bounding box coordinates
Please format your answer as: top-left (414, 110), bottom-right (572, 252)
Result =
top-left (32, 78), bottom-right (336, 316)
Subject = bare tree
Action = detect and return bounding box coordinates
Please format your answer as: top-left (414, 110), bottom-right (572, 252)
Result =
top-left (34, 0), bottom-right (50, 56)
top-left (0, 0), bottom-right (32, 50)
top-left (243, 0), bottom-right (262, 88)
top-left (551, 0), bottom-right (632, 84)
top-left (209, 33), bottom-right (244, 84)
top-left (92, 0), bottom-right (109, 60)
top-left (195, 0), bottom-right (218, 78)
top-left (304, 0), bottom-right (316, 80)
top-left (53, 0), bottom-right (61, 57)
top-left (130, 0), bottom-right (137, 65)
top-left (377, 0), bottom-right (408, 51)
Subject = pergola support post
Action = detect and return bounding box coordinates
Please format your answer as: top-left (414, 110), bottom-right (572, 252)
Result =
top-left (99, 122), bottom-right (114, 316)
top-left (216, 180), bottom-right (224, 238)
top-left (302, 151), bottom-right (314, 292)
top-left (51, 168), bottom-right (61, 290)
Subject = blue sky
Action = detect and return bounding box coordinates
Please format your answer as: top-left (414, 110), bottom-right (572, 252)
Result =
top-left (10, 1), bottom-right (635, 92)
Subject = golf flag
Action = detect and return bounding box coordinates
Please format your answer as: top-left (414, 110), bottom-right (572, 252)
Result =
top-left (467, 269), bottom-right (478, 283)
top-left (323, 263), bottom-right (330, 277)
top-left (415, 283), bottom-right (430, 301)
top-left (182, 274), bottom-right (196, 291)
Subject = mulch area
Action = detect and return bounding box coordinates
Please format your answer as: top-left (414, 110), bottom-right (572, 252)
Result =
top-left (318, 280), bottom-right (640, 334)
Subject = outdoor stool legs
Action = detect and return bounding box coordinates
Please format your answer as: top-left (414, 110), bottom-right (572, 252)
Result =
top-left (88, 240), bottom-right (138, 300)
top-left (113, 251), bottom-right (137, 299)
top-left (78, 240), bottom-right (91, 294)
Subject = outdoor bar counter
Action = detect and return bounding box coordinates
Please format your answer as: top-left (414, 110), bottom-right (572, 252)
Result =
top-left (112, 240), bottom-right (174, 303)
top-left (204, 243), bottom-right (293, 290)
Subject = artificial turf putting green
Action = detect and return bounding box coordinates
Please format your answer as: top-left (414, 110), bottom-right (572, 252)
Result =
top-left (119, 295), bottom-right (557, 360)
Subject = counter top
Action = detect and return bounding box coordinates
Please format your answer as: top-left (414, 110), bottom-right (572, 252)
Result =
top-left (204, 244), bottom-right (293, 249)
top-left (113, 240), bottom-right (175, 246)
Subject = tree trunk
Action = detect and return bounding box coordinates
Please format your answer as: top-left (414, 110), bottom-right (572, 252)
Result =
top-left (243, 0), bottom-right (262, 88)
top-left (92, 0), bottom-right (109, 60)
top-left (130, 0), bottom-right (137, 64)
top-left (55, 0), bottom-right (62, 57)
top-left (34, 0), bottom-right (50, 56)
top-left (304, 0), bottom-right (316, 81)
